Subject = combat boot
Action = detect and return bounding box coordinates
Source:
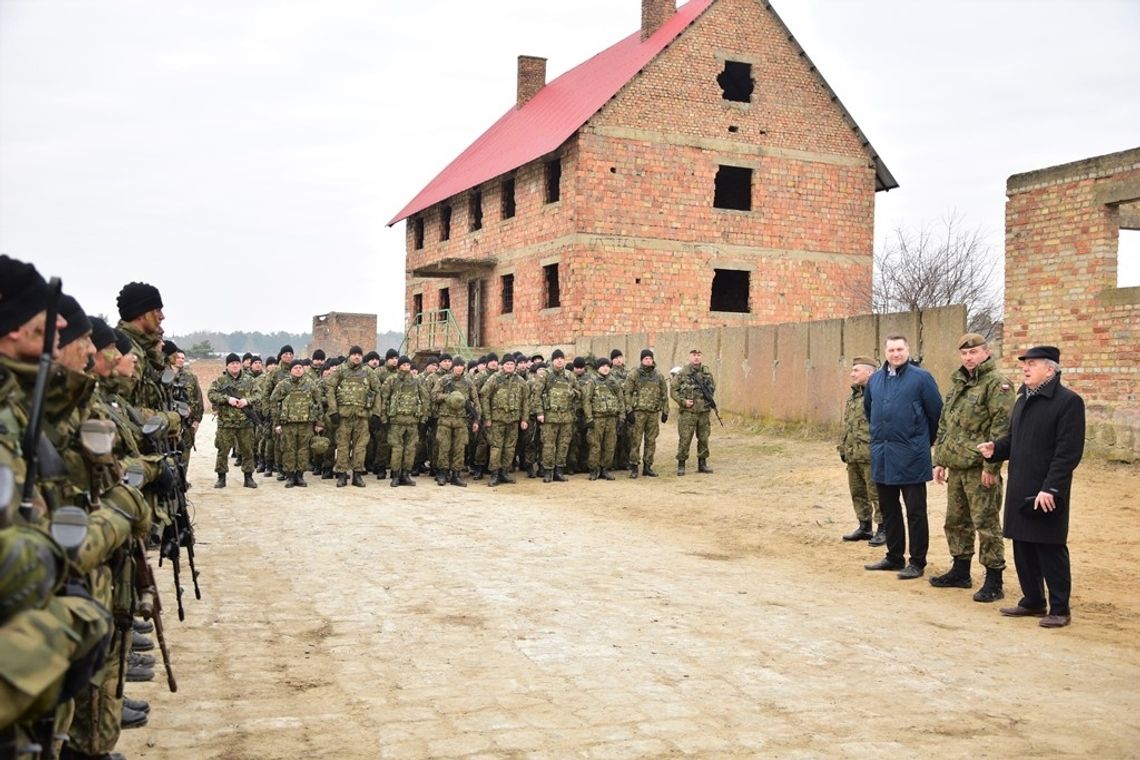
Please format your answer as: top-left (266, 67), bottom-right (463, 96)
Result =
top-left (642, 465), bottom-right (658, 477)
top-left (350, 472), bottom-right (365, 487)
top-left (543, 468), bottom-right (554, 483)
top-left (294, 471), bottom-right (307, 488)
top-left (214, 473), bottom-right (226, 488)
top-left (930, 558), bottom-right (973, 588)
top-left (321, 467), bottom-right (334, 480)
top-left (276, 470), bottom-right (287, 481)
top-left (868, 524), bottom-right (886, 546)
top-left (677, 462), bottom-right (686, 476)
top-left (401, 471), bottom-right (417, 486)
top-left (436, 470), bottom-right (448, 486)
top-left (630, 465), bottom-right (639, 479)
top-left (263, 463), bottom-right (274, 477)
top-left (973, 567), bottom-right (1005, 603)
top-left (471, 465), bottom-right (485, 481)
top-left (244, 473), bottom-right (258, 488)
top-left (527, 462), bottom-right (538, 479)
top-left (500, 469), bottom-right (517, 484)
top-left (450, 470), bottom-right (468, 487)
top-left (126, 662), bottom-right (154, 682)
top-left (698, 458), bottom-right (713, 473)
top-left (488, 469), bottom-right (502, 486)
top-left (390, 471), bottom-right (401, 488)
top-left (589, 468), bottom-right (600, 481)
top-left (122, 696), bottom-right (149, 713)
top-left (284, 472), bottom-right (296, 488)
top-left (553, 467), bottom-right (568, 482)
top-left (601, 468), bottom-right (615, 481)
top-left (843, 521), bottom-right (873, 541)
top-left (122, 704), bottom-right (149, 729)
top-left (336, 473), bottom-right (349, 488)
top-left (376, 467), bottom-right (387, 481)
top-left (255, 456), bottom-right (265, 473)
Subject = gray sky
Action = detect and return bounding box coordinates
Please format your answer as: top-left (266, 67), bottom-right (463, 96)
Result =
top-left (2, 0), bottom-right (1138, 337)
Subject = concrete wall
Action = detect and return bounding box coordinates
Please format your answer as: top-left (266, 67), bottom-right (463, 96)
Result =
top-left (574, 305), bottom-right (966, 430)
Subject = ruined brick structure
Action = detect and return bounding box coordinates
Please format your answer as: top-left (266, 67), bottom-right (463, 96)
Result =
top-left (390, 0), bottom-right (894, 352)
top-left (1004, 147), bottom-right (1140, 460)
top-left (309, 312), bottom-right (377, 357)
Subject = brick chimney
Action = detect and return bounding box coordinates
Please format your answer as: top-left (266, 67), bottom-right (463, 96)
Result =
top-left (641, 0), bottom-right (676, 41)
top-left (516, 55), bottom-right (547, 108)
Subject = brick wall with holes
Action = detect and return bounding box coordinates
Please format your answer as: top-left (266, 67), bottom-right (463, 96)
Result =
top-left (1004, 147), bottom-right (1140, 461)
top-left (308, 312), bottom-right (378, 356)
top-left (403, 0), bottom-right (879, 353)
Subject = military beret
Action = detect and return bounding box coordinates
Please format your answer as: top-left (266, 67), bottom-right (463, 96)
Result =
top-left (312, 349), bottom-right (326, 361)
top-left (385, 348), bottom-right (399, 360)
top-left (242, 352), bottom-right (253, 361)
top-left (595, 357), bottom-right (611, 369)
top-left (225, 352), bottom-right (241, 365)
top-left (640, 348), bottom-right (654, 360)
top-left (0, 255), bottom-right (51, 334)
top-left (363, 351), bottom-right (379, 363)
top-left (1017, 345), bottom-right (1060, 362)
top-left (572, 356), bottom-right (586, 369)
top-left (852, 356), bottom-right (877, 368)
top-left (162, 340), bottom-right (180, 357)
top-left (610, 348), bottom-right (623, 360)
top-left (89, 317), bottom-right (117, 351)
top-left (348, 345), bottom-right (363, 356)
top-left (57, 293), bottom-right (92, 348)
top-left (116, 281), bottom-right (163, 321)
top-left (957, 333), bottom-right (988, 350)
top-left (397, 355), bottom-right (412, 367)
top-left (113, 329), bottom-right (132, 356)
top-left (550, 349), bottom-right (565, 361)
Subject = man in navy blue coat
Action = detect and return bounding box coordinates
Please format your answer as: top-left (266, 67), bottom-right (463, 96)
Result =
top-left (863, 334), bottom-right (943, 579)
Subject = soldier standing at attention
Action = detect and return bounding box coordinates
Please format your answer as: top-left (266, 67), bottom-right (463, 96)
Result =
top-left (470, 353), bottom-right (499, 479)
top-left (538, 349), bottom-right (578, 482)
top-left (930, 333), bottom-right (1015, 602)
top-left (432, 356), bottom-right (480, 487)
top-left (609, 349), bottom-right (630, 471)
top-left (671, 348), bottom-right (716, 476)
top-left (480, 354), bottom-right (530, 486)
top-left (838, 357), bottom-right (882, 543)
top-left (625, 349), bottom-right (668, 478)
top-left (369, 349), bottom-right (399, 479)
top-left (382, 355), bottom-right (427, 487)
top-left (327, 345), bottom-right (381, 488)
top-left (207, 353), bottom-right (259, 488)
top-left (583, 356), bottom-right (626, 481)
top-left (165, 342), bottom-right (204, 458)
top-left (270, 359), bottom-right (325, 488)
top-left (256, 355), bottom-right (278, 476)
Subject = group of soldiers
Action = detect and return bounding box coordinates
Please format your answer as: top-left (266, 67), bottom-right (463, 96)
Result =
top-left (209, 343), bottom-right (722, 491)
top-left (2, 257), bottom-right (204, 760)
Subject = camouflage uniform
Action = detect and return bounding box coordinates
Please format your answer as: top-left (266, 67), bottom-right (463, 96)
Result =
top-left (169, 366), bottom-right (203, 455)
top-left (432, 372), bottom-right (481, 482)
top-left (381, 370), bottom-right (427, 481)
top-left (207, 368), bottom-right (257, 476)
top-left (670, 363), bottom-right (716, 468)
top-left (480, 368), bottom-right (530, 482)
top-left (609, 359), bottom-right (630, 469)
top-left (625, 364), bottom-right (669, 475)
top-left (470, 363), bottom-right (498, 477)
top-left (369, 361), bottom-right (398, 476)
top-left (523, 369), bottom-right (545, 476)
top-left (933, 356), bottom-right (1015, 572)
top-left (539, 367), bottom-right (579, 478)
top-left (270, 372), bottom-right (323, 478)
top-left (327, 360), bottom-right (381, 478)
top-left (253, 367), bottom-right (276, 474)
top-left (567, 368), bottom-right (590, 473)
top-left (583, 370), bottom-right (626, 478)
top-left (838, 382), bottom-right (881, 526)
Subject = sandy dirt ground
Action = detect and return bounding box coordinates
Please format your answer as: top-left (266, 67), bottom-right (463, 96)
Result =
top-left (118, 415), bottom-right (1140, 759)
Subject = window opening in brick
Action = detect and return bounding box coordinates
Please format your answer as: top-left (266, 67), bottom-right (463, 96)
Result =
top-left (1119, 228), bottom-right (1140, 288)
top-left (545, 158), bottom-right (562, 203)
top-left (413, 217), bottom-right (424, 250)
top-left (543, 263), bottom-right (560, 309)
top-left (412, 293), bottom-right (423, 325)
top-left (718, 60), bottom-right (754, 103)
top-left (501, 273), bottom-right (514, 314)
top-left (714, 165), bottom-right (752, 211)
top-left (440, 205), bottom-right (452, 241)
top-left (438, 287), bottom-right (451, 316)
top-left (469, 190), bottom-right (483, 231)
top-left (727, 125), bottom-right (739, 133)
top-left (710, 268), bottom-right (751, 313)
top-left (501, 176), bottom-right (516, 219)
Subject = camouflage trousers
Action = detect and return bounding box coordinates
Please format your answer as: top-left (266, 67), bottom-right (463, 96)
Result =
top-left (214, 426), bottom-right (254, 474)
top-left (435, 418), bottom-right (471, 471)
top-left (278, 422), bottom-right (314, 473)
top-left (945, 466), bottom-right (1005, 570)
top-left (335, 416), bottom-right (370, 474)
top-left (488, 420), bottom-right (521, 471)
top-left (613, 420), bottom-right (630, 469)
top-left (473, 427), bottom-right (490, 468)
top-left (366, 421), bottom-right (389, 473)
top-left (845, 460), bottom-right (881, 524)
top-left (67, 623), bottom-right (125, 754)
top-left (522, 417), bottom-right (542, 470)
top-left (541, 421), bottom-right (573, 469)
top-left (387, 419), bottom-right (418, 472)
top-left (676, 410), bottom-right (710, 462)
top-left (587, 416), bottom-right (618, 470)
top-left (628, 410), bottom-right (660, 469)
top-left (568, 415), bottom-right (587, 471)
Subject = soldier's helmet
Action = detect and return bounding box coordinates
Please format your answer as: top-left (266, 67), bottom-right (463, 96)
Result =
top-left (309, 436), bottom-right (331, 456)
top-left (445, 390), bottom-right (467, 411)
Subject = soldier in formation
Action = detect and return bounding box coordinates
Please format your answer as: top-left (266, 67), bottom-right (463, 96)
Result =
top-left (480, 354), bottom-right (529, 486)
top-left (327, 346), bottom-right (381, 488)
top-left (207, 353), bottom-right (258, 489)
top-left (270, 358), bottom-right (325, 488)
top-left (625, 349), bottom-right (668, 478)
top-left (670, 348), bottom-right (716, 476)
top-left (838, 356), bottom-right (883, 544)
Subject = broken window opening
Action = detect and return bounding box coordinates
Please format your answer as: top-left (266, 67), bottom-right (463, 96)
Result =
top-left (413, 217), bottom-right (424, 250)
top-left (718, 60), bottom-right (754, 103)
top-left (545, 158), bottom-right (562, 204)
top-left (501, 273), bottom-right (514, 314)
top-left (412, 293), bottom-right (423, 325)
top-left (543, 263), bottom-right (560, 309)
top-left (440, 205), bottom-right (452, 241)
top-left (710, 269), bottom-right (751, 313)
top-left (438, 287), bottom-right (451, 317)
top-left (501, 176), bottom-right (516, 219)
top-left (1119, 228), bottom-right (1140, 288)
top-left (714, 165), bottom-right (752, 211)
top-left (470, 190), bottom-right (483, 231)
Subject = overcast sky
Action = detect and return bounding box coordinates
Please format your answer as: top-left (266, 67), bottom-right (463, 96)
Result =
top-left (2, 0), bottom-right (1138, 336)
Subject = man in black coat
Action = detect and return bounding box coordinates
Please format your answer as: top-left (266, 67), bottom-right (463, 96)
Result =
top-left (978, 346), bottom-right (1085, 629)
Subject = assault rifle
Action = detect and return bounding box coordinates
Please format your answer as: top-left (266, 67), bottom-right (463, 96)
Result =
top-left (216, 380), bottom-right (263, 427)
top-left (132, 536), bottom-right (177, 692)
top-left (691, 372), bottom-right (724, 427)
top-left (18, 277), bottom-right (61, 525)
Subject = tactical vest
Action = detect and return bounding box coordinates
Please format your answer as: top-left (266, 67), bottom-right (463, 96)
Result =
top-left (591, 377), bottom-right (621, 416)
top-left (387, 376), bottom-right (422, 418)
top-left (280, 380), bottom-right (316, 423)
top-left (488, 375), bottom-right (526, 421)
top-left (543, 372), bottom-right (576, 413)
top-left (629, 370), bottom-right (664, 411)
top-left (336, 366), bottom-right (372, 409)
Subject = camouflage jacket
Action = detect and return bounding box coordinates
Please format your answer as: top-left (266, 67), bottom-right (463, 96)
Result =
top-left (670, 364), bottom-right (716, 413)
top-left (170, 368), bottom-right (204, 425)
top-left (381, 372), bottom-right (427, 423)
top-left (583, 374), bottom-right (626, 421)
top-left (933, 357), bottom-right (1015, 473)
top-left (539, 368), bottom-right (579, 423)
top-left (433, 374), bottom-right (481, 422)
top-left (481, 370), bottom-right (530, 423)
top-left (270, 375), bottom-right (323, 424)
top-left (327, 362), bottom-right (381, 418)
top-left (207, 370), bottom-right (258, 429)
top-left (114, 321), bottom-right (168, 411)
top-left (837, 384), bottom-right (872, 464)
top-left (625, 366), bottom-right (669, 412)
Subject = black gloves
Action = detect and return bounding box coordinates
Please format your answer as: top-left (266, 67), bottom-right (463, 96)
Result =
top-left (329, 413), bottom-right (341, 426)
top-left (660, 411), bottom-right (669, 424)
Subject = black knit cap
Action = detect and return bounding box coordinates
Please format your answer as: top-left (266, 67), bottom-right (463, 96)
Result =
top-left (485, 352), bottom-right (498, 363)
top-left (640, 348), bottom-right (654, 360)
top-left (89, 317), bottom-right (116, 351)
top-left (225, 352), bottom-right (241, 365)
top-left (596, 357), bottom-right (611, 369)
top-left (385, 348), bottom-right (399, 360)
top-left (451, 355), bottom-right (464, 366)
top-left (312, 349), bottom-right (326, 361)
top-left (610, 348), bottom-right (623, 360)
top-left (363, 350), bottom-right (379, 363)
top-left (278, 345), bottom-right (294, 358)
top-left (467, 360), bottom-right (478, 370)
top-left (501, 354), bottom-right (516, 366)
top-left (397, 355), bottom-right (412, 367)
top-left (57, 294), bottom-right (92, 348)
top-left (0, 255), bottom-right (51, 334)
top-left (113, 329), bottom-right (132, 356)
top-left (572, 356), bottom-right (586, 369)
top-left (116, 281), bottom-right (163, 321)
top-left (439, 352), bottom-right (452, 361)
top-left (251, 354), bottom-right (262, 363)
top-left (242, 352), bottom-right (253, 361)
top-left (550, 349), bottom-right (565, 361)
top-left (349, 345), bottom-right (363, 356)
top-left (531, 353), bottom-right (544, 362)
top-left (162, 340), bottom-right (180, 357)
top-left (265, 355), bottom-right (278, 366)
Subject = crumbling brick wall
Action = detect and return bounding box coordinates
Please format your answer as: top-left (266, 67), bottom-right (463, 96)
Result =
top-left (309, 312), bottom-right (377, 357)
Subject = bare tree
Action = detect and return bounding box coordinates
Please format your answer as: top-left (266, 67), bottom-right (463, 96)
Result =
top-left (853, 213), bottom-right (1003, 338)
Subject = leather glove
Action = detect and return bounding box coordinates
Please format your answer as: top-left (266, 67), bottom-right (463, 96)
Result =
top-left (660, 411), bottom-right (669, 424)
top-left (329, 413), bottom-right (341, 426)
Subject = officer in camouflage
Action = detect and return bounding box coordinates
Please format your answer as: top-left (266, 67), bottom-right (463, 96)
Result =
top-left (930, 333), bottom-right (1015, 602)
top-left (164, 342), bottom-right (204, 458)
top-left (480, 354), bottom-right (530, 486)
top-left (207, 353), bottom-right (259, 488)
top-left (608, 349), bottom-right (630, 471)
top-left (270, 359), bottom-right (324, 488)
top-left (381, 355), bottom-right (427, 487)
top-left (671, 348), bottom-right (716, 476)
top-left (583, 356), bottom-right (626, 481)
top-left (432, 356), bottom-right (480, 487)
top-left (327, 345), bottom-right (382, 488)
top-left (538, 349), bottom-right (577, 482)
top-left (838, 356), bottom-right (882, 543)
top-left (625, 348), bottom-right (669, 478)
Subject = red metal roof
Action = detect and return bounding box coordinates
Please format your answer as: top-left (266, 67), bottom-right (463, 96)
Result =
top-left (387, 0), bottom-right (715, 226)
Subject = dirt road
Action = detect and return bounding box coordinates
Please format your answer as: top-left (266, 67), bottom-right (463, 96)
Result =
top-left (119, 417), bottom-right (1140, 759)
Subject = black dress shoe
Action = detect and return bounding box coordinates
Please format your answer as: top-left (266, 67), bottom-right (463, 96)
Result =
top-left (864, 557), bottom-right (905, 571)
top-left (897, 564), bottom-right (924, 580)
top-left (868, 526), bottom-right (887, 547)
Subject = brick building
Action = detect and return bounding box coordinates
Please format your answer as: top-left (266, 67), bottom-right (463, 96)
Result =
top-left (389, 0), bottom-right (895, 351)
top-left (1004, 147), bottom-right (1140, 460)
top-left (308, 312), bottom-right (377, 357)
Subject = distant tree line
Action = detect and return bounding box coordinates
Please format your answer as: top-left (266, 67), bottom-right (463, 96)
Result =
top-left (170, 330), bottom-right (405, 359)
